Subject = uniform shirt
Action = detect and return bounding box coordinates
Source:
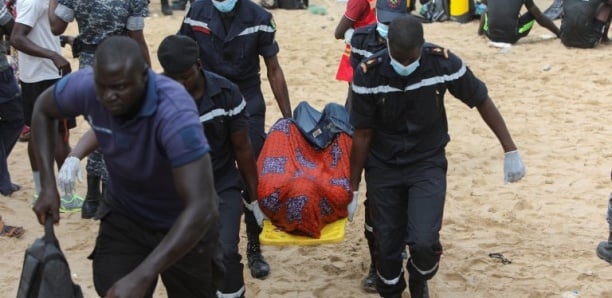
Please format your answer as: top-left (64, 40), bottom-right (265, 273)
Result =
top-left (344, 0), bottom-right (376, 29)
top-left (54, 0), bottom-right (148, 68)
top-left (560, 0), bottom-right (602, 47)
top-left (53, 68), bottom-right (210, 231)
top-left (349, 23), bottom-right (385, 69)
top-left (485, 0), bottom-right (535, 43)
top-left (196, 69), bottom-right (248, 193)
top-left (179, 0), bottom-right (278, 90)
top-left (15, 0), bottom-right (62, 83)
top-left (351, 43), bottom-right (488, 166)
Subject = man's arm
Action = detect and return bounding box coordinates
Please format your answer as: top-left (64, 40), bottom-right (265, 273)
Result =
top-left (127, 30), bottom-right (152, 67)
top-left (526, 1), bottom-right (560, 37)
top-left (69, 128), bottom-right (99, 159)
top-left (350, 128), bottom-right (372, 191)
top-left (106, 154), bottom-right (220, 297)
top-left (263, 55), bottom-right (292, 118)
top-left (48, 0), bottom-right (69, 35)
top-left (231, 127), bottom-right (258, 203)
top-left (334, 16), bottom-right (355, 40)
top-left (31, 86), bottom-right (65, 224)
top-left (476, 96), bottom-right (517, 153)
top-left (10, 23), bottom-right (72, 75)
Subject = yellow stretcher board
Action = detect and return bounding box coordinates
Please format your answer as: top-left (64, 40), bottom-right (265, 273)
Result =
top-left (260, 218), bottom-right (348, 246)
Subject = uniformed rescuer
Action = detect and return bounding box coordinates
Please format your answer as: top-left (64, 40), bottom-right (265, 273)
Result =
top-left (349, 15), bottom-right (526, 298)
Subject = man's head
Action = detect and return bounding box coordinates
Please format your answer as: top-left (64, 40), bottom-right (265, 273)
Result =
top-left (157, 34), bottom-right (201, 95)
top-left (375, 0), bottom-right (408, 40)
top-left (387, 15), bottom-right (424, 67)
top-left (93, 36), bottom-right (148, 118)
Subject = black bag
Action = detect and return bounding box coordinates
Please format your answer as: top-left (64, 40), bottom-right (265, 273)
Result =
top-left (261, 0), bottom-right (307, 9)
top-left (421, 0), bottom-right (450, 22)
top-left (16, 217), bottom-right (83, 298)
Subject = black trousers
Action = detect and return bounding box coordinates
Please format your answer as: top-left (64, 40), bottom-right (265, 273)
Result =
top-left (0, 69), bottom-right (23, 195)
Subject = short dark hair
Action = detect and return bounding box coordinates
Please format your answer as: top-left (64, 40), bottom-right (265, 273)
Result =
top-left (387, 15), bottom-right (424, 51)
top-left (94, 36), bottom-right (146, 72)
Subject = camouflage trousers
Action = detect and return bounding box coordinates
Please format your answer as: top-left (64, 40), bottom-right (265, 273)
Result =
top-left (86, 149), bottom-right (108, 182)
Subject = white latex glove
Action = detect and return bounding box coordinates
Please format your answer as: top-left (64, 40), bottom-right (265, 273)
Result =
top-left (344, 28), bottom-right (355, 45)
top-left (504, 150), bottom-right (526, 184)
top-left (57, 156), bottom-right (82, 196)
top-left (347, 191), bottom-right (359, 221)
top-left (243, 198), bottom-right (266, 227)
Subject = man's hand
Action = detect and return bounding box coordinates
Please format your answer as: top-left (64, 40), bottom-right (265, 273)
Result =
top-left (105, 270), bottom-right (154, 298)
top-left (504, 150), bottom-right (526, 184)
top-left (57, 156), bottom-right (82, 196)
top-left (33, 188), bottom-right (60, 225)
top-left (243, 198), bottom-right (266, 227)
top-left (51, 52), bottom-right (72, 76)
top-left (347, 191), bottom-right (359, 221)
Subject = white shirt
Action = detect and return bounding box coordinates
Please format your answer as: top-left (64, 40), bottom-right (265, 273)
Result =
top-left (16, 0), bottom-right (62, 83)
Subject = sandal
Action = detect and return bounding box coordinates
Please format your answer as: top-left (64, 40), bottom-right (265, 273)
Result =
top-left (18, 125), bottom-right (31, 142)
top-left (0, 216), bottom-right (25, 238)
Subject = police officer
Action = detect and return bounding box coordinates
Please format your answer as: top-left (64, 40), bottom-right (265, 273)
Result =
top-left (348, 0), bottom-right (407, 292)
top-left (477, 0), bottom-right (560, 44)
top-left (560, 0), bottom-right (611, 48)
top-left (350, 15), bottom-right (526, 298)
top-left (179, 0), bottom-right (293, 279)
top-left (157, 34), bottom-right (264, 298)
top-left (48, 0), bottom-right (151, 219)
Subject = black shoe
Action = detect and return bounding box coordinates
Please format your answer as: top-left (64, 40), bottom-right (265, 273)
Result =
top-left (161, 5), bottom-right (173, 15)
top-left (81, 198), bottom-right (99, 219)
top-left (362, 264), bottom-right (377, 292)
top-left (408, 278), bottom-right (429, 298)
top-left (171, 0), bottom-right (187, 10)
top-left (247, 250), bottom-right (270, 279)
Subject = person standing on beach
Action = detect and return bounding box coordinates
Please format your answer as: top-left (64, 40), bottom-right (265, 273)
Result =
top-left (559, 0), bottom-right (611, 48)
top-left (31, 36), bottom-right (222, 297)
top-left (478, 0), bottom-right (560, 44)
top-left (179, 0), bottom-right (293, 279)
top-left (157, 34), bottom-right (262, 298)
top-left (348, 0), bottom-right (407, 291)
top-left (0, 4), bottom-right (24, 197)
top-left (10, 0), bottom-right (81, 211)
top-left (333, 0), bottom-right (376, 110)
top-left (48, 0), bottom-right (151, 219)
top-left (350, 15), bottom-right (526, 298)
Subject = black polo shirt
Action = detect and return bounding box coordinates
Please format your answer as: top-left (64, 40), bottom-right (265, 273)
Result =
top-left (349, 24), bottom-right (386, 69)
top-left (350, 43), bottom-right (488, 166)
top-left (198, 69), bottom-right (249, 192)
top-left (486, 0), bottom-right (535, 43)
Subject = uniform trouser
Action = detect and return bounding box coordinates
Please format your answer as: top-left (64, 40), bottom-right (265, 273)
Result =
top-left (364, 198), bottom-right (376, 266)
top-left (240, 85), bottom-right (266, 236)
top-left (365, 152), bottom-right (447, 297)
top-left (90, 208), bottom-right (223, 298)
top-left (0, 95), bottom-right (24, 194)
top-left (86, 150), bottom-right (108, 183)
top-left (218, 187), bottom-right (245, 297)
top-left (607, 193), bottom-right (612, 232)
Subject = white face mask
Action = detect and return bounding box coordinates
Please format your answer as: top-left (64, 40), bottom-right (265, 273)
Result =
top-left (376, 22), bottom-right (389, 40)
top-left (388, 48), bottom-right (420, 77)
top-left (212, 0), bottom-right (238, 13)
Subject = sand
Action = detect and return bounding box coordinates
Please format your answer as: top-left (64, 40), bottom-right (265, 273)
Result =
top-left (1, 0), bottom-right (611, 297)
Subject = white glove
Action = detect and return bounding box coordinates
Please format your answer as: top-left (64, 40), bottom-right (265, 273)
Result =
top-left (344, 28), bottom-right (355, 45)
top-left (243, 198), bottom-right (266, 228)
top-left (504, 150), bottom-right (525, 184)
top-left (347, 191), bottom-right (359, 221)
top-left (57, 156), bottom-right (82, 196)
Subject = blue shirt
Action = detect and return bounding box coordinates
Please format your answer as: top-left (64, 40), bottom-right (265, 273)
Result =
top-left (179, 0), bottom-right (279, 89)
top-left (351, 43), bottom-right (488, 166)
top-left (54, 68), bottom-right (210, 231)
top-left (196, 69), bottom-right (248, 193)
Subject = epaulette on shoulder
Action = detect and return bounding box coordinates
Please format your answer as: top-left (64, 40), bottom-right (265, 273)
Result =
top-left (424, 46), bottom-right (450, 59)
top-left (359, 56), bottom-right (382, 74)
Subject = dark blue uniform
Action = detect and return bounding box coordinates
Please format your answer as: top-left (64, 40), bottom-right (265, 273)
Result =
top-left (196, 69), bottom-right (249, 297)
top-left (349, 24), bottom-right (386, 69)
top-left (351, 43), bottom-right (488, 297)
top-left (484, 0), bottom-right (537, 43)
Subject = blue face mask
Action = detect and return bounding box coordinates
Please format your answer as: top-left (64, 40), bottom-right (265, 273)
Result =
top-left (376, 22), bottom-right (389, 40)
top-left (388, 48), bottom-right (420, 77)
top-left (212, 0), bottom-right (238, 13)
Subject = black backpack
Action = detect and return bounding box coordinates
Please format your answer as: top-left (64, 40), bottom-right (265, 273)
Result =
top-left (16, 217), bottom-right (83, 298)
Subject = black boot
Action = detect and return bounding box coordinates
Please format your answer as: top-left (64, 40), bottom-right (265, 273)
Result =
top-left (161, 0), bottom-right (173, 15)
top-left (247, 230), bottom-right (270, 279)
top-left (408, 278), bottom-right (430, 298)
top-left (82, 176), bottom-right (100, 219)
top-left (171, 0), bottom-right (187, 10)
top-left (362, 264), bottom-right (377, 292)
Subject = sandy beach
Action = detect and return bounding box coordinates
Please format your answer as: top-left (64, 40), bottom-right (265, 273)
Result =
top-left (1, 0), bottom-right (611, 297)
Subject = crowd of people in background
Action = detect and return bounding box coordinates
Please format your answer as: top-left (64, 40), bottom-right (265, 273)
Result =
top-left (0, 0), bottom-right (609, 297)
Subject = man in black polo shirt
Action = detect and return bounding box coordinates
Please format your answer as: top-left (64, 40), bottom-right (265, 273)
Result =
top-left (560, 0), bottom-right (611, 48)
top-left (350, 15), bottom-right (526, 298)
top-left (478, 0), bottom-right (560, 44)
